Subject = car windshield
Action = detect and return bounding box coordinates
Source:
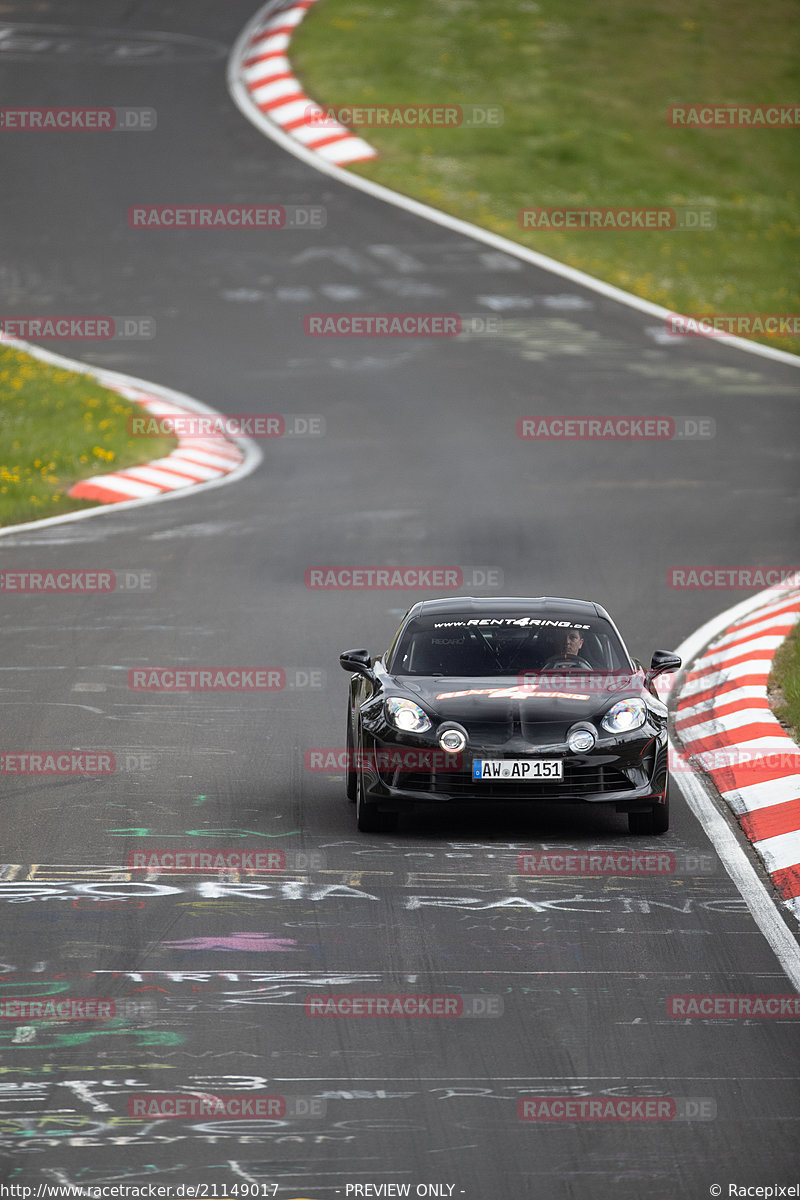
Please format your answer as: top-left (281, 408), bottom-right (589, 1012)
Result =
top-left (388, 612), bottom-right (631, 676)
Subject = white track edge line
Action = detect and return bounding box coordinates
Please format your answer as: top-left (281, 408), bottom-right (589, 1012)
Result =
top-left (227, 0), bottom-right (800, 369)
top-left (670, 758), bottom-right (800, 990)
top-left (0, 338), bottom-right (263, 539)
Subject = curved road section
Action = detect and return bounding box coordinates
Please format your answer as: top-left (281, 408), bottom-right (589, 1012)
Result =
top-left (0, 338), bottom-right (256, 522)
top-left (0, 2), bottom-right (799, 1196)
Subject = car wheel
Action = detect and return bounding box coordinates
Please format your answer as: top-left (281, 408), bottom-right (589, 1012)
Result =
top-left (628, 779), bottom-right (670, 835)
top-left (345, 706), bottom-right (356, 801)
top-left (355, 747), bottom-right (398, 833)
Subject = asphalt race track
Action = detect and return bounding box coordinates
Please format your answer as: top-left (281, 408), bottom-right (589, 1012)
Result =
top-left (1, 2), bottom-right (799, 1196)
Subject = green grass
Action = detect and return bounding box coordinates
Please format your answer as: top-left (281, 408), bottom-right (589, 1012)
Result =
top-left (769, 621), bottom-right (800, 743)
top-left (0, 345), bottom-right (176, 527)
top-left (292, 0), bottom-right (799, 352)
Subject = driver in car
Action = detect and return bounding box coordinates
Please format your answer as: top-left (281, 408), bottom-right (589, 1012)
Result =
top-left (562, 629), bottom-right (585, 659)
top-left (539, 628), bottom-right (590, 671)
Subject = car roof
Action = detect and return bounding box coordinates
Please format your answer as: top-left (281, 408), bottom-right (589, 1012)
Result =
top-left (407, 596), bottom-right (611, 620)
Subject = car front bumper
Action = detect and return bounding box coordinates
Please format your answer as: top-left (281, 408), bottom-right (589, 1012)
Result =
top-left (359, 731), bottom-right (669, 813)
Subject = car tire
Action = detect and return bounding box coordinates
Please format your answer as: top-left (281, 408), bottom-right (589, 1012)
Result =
top-left (355, 747), bottom-right (398, 833)
top-left (345, 706), bottom-right (356, 801)
top-left (628, 779), bottom-right (670, 835)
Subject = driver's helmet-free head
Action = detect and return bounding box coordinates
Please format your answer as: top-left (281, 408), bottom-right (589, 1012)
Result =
top-left (563, 629), bottom-right (584, 655)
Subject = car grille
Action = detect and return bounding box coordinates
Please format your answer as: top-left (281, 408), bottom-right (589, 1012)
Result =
top-left (391, 763), bottom-right (635, 801)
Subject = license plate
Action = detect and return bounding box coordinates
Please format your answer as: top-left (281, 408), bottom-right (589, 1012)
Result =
top-left (473, 758), bottom-right (563, 780)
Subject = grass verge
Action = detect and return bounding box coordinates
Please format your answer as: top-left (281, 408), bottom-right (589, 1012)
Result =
top-left (292, 0), bottom-right (799, 353)
top-left (769, 621), bottom-right (800, 744)
top-left (0, 344), bottom-right (176, 527)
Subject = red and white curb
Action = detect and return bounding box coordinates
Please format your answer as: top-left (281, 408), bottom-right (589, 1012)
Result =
top-left (68, 378), bottom-right (244, 504)
top-left (672, 586), bottom-right (800, 921)
top-left (0, 338), bottom-right (262, 538)
top-left (236, 0), bottom-right (377, 167)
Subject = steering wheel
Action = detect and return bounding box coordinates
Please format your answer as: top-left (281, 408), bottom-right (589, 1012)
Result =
top-left (541, 655), bottom-right (593, 671)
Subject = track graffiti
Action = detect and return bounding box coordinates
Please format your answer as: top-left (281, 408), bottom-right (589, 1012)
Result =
top-left (0, 880), bottom-right (748, 912)
top-left (107, 828), bottom-right (302, 839)
top-left (161, 933), bottom-right (300, 952)
top-left (0, 1025), bottom-right (183, 1050)
top-left (0, 881), bottom-right (378, 903)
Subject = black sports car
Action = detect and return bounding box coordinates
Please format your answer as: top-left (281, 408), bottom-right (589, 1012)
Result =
top-left (340, 596), bottom-right (680, 834)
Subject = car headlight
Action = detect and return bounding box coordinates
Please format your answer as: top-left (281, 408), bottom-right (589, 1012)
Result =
top-left (601, 698), bottom-right (647, 734)
top-left (386, 696), bottom-right (432, 733)
top-left (439, 727), bottom-right (467, 753)
top-left (567, 727), bottom-right (596, 753)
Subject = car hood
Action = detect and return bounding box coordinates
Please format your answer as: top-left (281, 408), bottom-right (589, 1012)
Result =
top-left (397, 673), bottom-right (647, 730)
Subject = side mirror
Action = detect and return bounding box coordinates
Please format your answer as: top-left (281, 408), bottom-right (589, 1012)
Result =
top-left (339, 648), bottom-right (373, 676)
top-left (647, 650), bottom-right (682, 681)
